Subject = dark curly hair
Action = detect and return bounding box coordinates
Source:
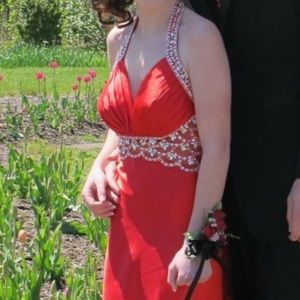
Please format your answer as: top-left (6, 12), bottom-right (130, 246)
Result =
top-left (91, 0), bottom-right (134, 28)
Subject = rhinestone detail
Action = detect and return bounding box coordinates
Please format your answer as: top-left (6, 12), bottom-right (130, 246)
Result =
top-left (118, 116), bottom-right (202, 172)
top-left (114, 0), bottom-right (193, 98)
top-left (165, 0), bottom-right (193, 98)
top-left (113, 17), bottom-right (138, 68)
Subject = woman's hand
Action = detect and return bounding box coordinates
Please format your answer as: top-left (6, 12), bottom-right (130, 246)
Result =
top-left (167, 246), bottom-right (212, 292)
top-left (82, 160), bottom-right (120, 218)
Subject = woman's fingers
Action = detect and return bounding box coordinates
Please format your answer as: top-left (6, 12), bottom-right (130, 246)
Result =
top-left (166, 257), bottom-right (213, 295)
top-left (176, 272), bottom-right (192, 286)
top-left (95, 175), bottom-right (107, 203)
top-left (91, 203), bottom-right (116, 218)
top-left (81, 166), bottom-right (119, 218)
top-left (198, 260), bottom-right (212, 283)
top-left (82, 193), bottom-right (95, 208)
top-left (167, 265), bottom-right (178, 292)
top-left (105, 160), bottom-right (120, 195)
top-left (100, 211), bottom-right (115, 218)
top-left (106, 187), bottom-right (119, 204)
top-left (91, 201), bottom-right (116, 215)
top-left (82, 193), bottom-right (116, 217)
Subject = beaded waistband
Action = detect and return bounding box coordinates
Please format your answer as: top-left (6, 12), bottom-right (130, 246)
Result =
top-left (118, 117), bottom-right (202, 172)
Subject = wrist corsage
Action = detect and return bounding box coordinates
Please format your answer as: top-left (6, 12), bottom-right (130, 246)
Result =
top-left (184, 209), bottom-right (227, 260)
top-left (183, 208), bottom-right (230, 300)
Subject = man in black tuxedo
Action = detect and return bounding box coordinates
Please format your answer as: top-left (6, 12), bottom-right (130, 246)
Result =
top-left (189, 0), bottom-right (300, 299)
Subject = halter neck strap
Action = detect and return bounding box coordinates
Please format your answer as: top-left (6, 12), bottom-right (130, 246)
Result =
top-left (114, 0), bottom-right (193, 98)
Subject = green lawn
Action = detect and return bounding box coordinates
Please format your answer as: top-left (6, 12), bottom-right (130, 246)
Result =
top-left (0, 66), bottom-right (109, 96)
top-left (19, 138), bottom-right (101, 189)
top-left (0, 44), bottom-right (108, 68)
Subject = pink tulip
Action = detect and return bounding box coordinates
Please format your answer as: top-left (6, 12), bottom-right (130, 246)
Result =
top-left (72, 84), bottom-right (78, 91)
top-left (49, 60), bottom-right (59, 69)
top-left (76, 75), bottom-right (82, 82)
top-left (88, 69), bottom-right (97, 79)
top-left (63, 287), bottom-right (70, 297)
top-left (18, 229), bottom-right (27, 244)
top-left (83, 75), bottom-right (92, 84)
top-left (35, 72), bottom-right (45, 81)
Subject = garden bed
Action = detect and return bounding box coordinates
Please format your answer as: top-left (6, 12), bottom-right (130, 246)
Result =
top-left (0, 95), bottom-right (106, 145)
top-left (14, 199), bottom-right (104, 299)
top-left (0, 92), bottom-right (109, 299)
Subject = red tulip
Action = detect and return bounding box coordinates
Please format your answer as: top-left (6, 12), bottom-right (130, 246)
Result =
top-left (35, 72), bottom-right (45, 81)
top-left (76, 75), bottom-right (82, 82)
top-left (72, 84), bottom-right (78, 91)
top-left (18, 229), bottom-right (27, 243)
top-left (88, 69), bottom-right (97, 79)
top-left (83, 74), bottom-right (92, 84)
top-left (64, 287), bottom-right (70, 297)
top-left (49, 60), bottom-right (59, 69)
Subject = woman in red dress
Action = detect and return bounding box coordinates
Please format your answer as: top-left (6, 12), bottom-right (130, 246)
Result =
top-left (82, 0), bottom-right (231, 299)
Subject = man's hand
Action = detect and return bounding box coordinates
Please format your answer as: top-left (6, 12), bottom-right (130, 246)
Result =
top-left (287, 179), bottom-right (300, 241)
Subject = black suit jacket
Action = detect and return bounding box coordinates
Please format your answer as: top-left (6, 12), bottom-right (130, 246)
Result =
top-left (189, 0), bottom-right (300, 242)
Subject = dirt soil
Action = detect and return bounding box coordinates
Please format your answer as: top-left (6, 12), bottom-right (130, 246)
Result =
top-left (0, 95), bottom-right (106, 145)
top-left (14, 199), bottom-right (104, 299)
top-left (1, 96), bottom-right (107, 299)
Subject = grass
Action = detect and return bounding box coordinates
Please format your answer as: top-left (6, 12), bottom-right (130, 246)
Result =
top-left (80, 134), bottom-right (103, 143)
top-left (0, 66), bottom-right (109, 96)
top-left (0, 44), bottom-right (107, 68)
top-left (20, 138), bottom-right (101, 184)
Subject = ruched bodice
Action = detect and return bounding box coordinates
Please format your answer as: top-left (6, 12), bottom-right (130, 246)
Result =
top-left (98, 57), bottom-right (195, 137)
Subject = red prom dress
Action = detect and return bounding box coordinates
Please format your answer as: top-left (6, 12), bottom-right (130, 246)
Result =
top-left (97, 1), bottom-right (227, 299)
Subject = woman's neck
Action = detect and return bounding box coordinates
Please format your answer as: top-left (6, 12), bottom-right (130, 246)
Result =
top-left (135, 0), bottom-right (176, 35)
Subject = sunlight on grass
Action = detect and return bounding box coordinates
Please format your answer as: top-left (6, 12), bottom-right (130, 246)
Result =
top-left (0, 66), bottom-right (109, 96)
top-left (0, 45), bottom-right (107, 68)
top-left (21, 138), bottom-right (100, 180)
top-left (80, 134), bottom-right (103, 143)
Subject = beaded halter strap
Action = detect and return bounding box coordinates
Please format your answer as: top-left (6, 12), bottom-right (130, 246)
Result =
top-left (114, 0), bottom-right (193, 99)
top-left (116, 0), bottom-right (201, 173)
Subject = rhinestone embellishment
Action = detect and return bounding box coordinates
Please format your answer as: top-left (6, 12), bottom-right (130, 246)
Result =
top-left (114, 17), bottom-right (138, 68)
top-left (118, 116), bottom-right (202, 172)
top-left (165, 0), bottom-right (193, 98)
top-left (114, 0), bottom-right (193, 98)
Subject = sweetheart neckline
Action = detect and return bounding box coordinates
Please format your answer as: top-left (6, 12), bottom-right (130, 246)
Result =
top-left (119, 56), bottom-right (167, 101)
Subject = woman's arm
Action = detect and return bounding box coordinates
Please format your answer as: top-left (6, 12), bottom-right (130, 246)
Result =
top-left (92, 129), bottom-right (119, 170)
top-left (168, 13), bottom-right (231, 291)
top-left (186, 17), bottom-right (231, 233)
top-left (92, 25), bottom-right (125, 170)
top-left (81, 26), bottom-right (124, 216)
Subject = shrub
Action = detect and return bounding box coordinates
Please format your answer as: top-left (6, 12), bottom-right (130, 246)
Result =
top-left (61, 0), bottom-right (106, 50)
top-left (0, 0), bottom-right (19, 45)
top-left (17, 0), bottom-right (62, 46)
top-left (1, 0), bottom-right (106, 49)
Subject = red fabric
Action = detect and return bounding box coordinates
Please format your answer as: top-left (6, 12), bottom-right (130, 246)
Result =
top-left (98, 58), bottom-right (195, 137)
top-left (97, 58), bottom-right (228, 300)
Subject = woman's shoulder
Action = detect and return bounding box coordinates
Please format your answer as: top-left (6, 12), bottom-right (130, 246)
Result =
top-left (106, 25), bottom-right (128, 67)
top-left (107, 25), bottom-right (128, 48)
top-left (181, 8), bottom-right (223, 52)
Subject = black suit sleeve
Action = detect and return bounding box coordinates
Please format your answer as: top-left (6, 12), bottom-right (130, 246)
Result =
top-left (296, 150), bottom-right (300, 178)
top-left (296, 108), bottom-right (300, 178)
